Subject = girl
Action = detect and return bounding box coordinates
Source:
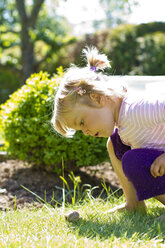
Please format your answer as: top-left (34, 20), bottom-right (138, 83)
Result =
top-left (52, 47), bottom-right (165, 220)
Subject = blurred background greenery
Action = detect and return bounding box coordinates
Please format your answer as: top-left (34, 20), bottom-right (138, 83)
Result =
top-left (0, 0), bottom-right (165, 170)
top-left (0, 0), bottom-right (165, 104)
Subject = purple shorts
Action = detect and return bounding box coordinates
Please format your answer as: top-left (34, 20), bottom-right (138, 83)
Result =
top-left (110, 129), bottom-right (165, 201)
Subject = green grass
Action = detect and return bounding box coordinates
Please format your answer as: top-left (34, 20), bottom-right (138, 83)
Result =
top-left (0, 195), bottom-right (164, 248)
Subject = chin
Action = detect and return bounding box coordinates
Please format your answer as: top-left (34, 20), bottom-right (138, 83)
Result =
top-left (106, 131), bottom-right (113, 138)
top-left (102, 134), bottom-right (109, 138)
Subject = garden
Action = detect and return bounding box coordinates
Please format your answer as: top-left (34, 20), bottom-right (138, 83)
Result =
top-left (0, 0), bottom-right (165, 247)
top-left (0, 71), bottom-right (165, 247)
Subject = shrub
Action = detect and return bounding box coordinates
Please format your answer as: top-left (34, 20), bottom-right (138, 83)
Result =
top-left (107, 23), bottom-right (165, 75)
top-left (0, 70), bottom-right (108, 173)
top-left (136, 32), bottom-right (165, 75)
top-left (70, 22), bottom-right (165, 75)
top-left (107, 24), bottom-right (139, 75)
top-left (0, 66), bottom-right (21, 104)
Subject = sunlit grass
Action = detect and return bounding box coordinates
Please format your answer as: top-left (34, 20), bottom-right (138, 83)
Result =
top-left (0, 195), bottom-right (164, 248)
top-left (0, 154), bottom-right (164, 247)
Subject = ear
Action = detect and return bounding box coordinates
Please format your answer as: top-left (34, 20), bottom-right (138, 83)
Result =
top-left (90, 93), bottom-right (105, 107)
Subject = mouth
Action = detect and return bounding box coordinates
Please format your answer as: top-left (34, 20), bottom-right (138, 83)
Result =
top-left (94, 132), bottom-right (99, 137)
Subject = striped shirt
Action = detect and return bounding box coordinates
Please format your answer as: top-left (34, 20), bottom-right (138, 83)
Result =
top-left (117, 95), bottom-right (165, 151)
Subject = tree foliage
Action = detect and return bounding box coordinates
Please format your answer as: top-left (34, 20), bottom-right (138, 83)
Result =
top-left (67, 22), bottom-right (165, 76)
top-left (93, 0), bottom-right (138, 29)
top-left (0, 0), bottom-right (75, 82)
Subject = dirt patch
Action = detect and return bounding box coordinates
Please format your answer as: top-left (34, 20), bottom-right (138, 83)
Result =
top-left (0, 158), bottom-right (121, 210)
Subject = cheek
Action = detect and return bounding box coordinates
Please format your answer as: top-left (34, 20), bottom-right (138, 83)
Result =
top-left (104, 110), bottom-right (114, 123)
top-left (110, 115), bottom-right (115, 125)
top-left (106, 113), bottom-right (115, 131)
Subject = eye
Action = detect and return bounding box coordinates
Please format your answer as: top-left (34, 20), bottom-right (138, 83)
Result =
top-left (80, 119), bottom-right (84, 127)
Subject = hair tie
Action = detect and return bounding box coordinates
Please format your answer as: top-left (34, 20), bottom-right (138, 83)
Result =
top-left (90, 66), bottom-right (97, 72)
top-left (73, 87), bottom-right (86, 96)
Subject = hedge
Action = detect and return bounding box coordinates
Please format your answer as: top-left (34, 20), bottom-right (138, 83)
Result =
top-left (0, 70), bottom-right (108, 173)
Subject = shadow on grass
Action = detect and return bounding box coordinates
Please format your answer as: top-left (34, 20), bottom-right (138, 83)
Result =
top-left (68, 208), bottom-right (165, 242)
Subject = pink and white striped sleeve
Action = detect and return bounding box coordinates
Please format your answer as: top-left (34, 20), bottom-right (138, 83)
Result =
top-left (129, 96), bottom-right (165, 128)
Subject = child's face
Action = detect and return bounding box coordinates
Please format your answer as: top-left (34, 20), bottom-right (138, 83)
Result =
top-left (66, 103), bottom-right (115, 138)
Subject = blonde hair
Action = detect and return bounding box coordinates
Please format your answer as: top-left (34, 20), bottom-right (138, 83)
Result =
top-left (52, 47), bottom-right (126, 137)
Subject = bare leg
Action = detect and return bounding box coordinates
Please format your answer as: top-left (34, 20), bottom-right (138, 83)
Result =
top-left (155, 194), bottom-right (165, 222)
top-left (107, 138), bottom-right (146, 212)
top-left (155, 194), bottom-right (165, 205)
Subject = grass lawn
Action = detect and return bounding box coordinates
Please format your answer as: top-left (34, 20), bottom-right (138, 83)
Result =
top-left (0, 195), bottom-right (164, 248)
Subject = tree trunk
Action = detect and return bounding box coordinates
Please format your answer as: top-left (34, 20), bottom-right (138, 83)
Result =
top-left (16, 0), bottom-right (44, 83)
top-left (21, 25), bottom-right (35, 82)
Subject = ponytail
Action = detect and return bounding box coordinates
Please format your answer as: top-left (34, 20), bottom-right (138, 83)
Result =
top-left (83, 46), bottom-right (111, 71)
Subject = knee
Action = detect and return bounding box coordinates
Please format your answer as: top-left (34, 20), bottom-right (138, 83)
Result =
top-left (122, 149), bottom-right (147, 181)
top-left (122, 150), bottom-right (137, 179)
top-left (122, 150), bottom-right (132, 167)
top-left (122, 149), bottom-right (141, 167)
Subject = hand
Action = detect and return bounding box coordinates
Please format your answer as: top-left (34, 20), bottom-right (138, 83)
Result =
top-left (107, 202), bottom-right (146, 213)
top-left (150, 153), bottom-right (165, 178)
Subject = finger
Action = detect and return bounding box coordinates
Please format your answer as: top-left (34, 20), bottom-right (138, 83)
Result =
top-left (159, 166), bottom-right (165, 177)
top-left (150, 163), bottom-right (157, 177)
top-left (106, 203), bottom-right (126, 213)
top-left (154, 164), bottom-right (162, 177)
top-left (150, 162), bottom-right (161, 177)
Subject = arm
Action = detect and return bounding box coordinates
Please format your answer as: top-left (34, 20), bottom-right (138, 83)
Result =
top-left (150, 152), bottom-right (165, 178)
